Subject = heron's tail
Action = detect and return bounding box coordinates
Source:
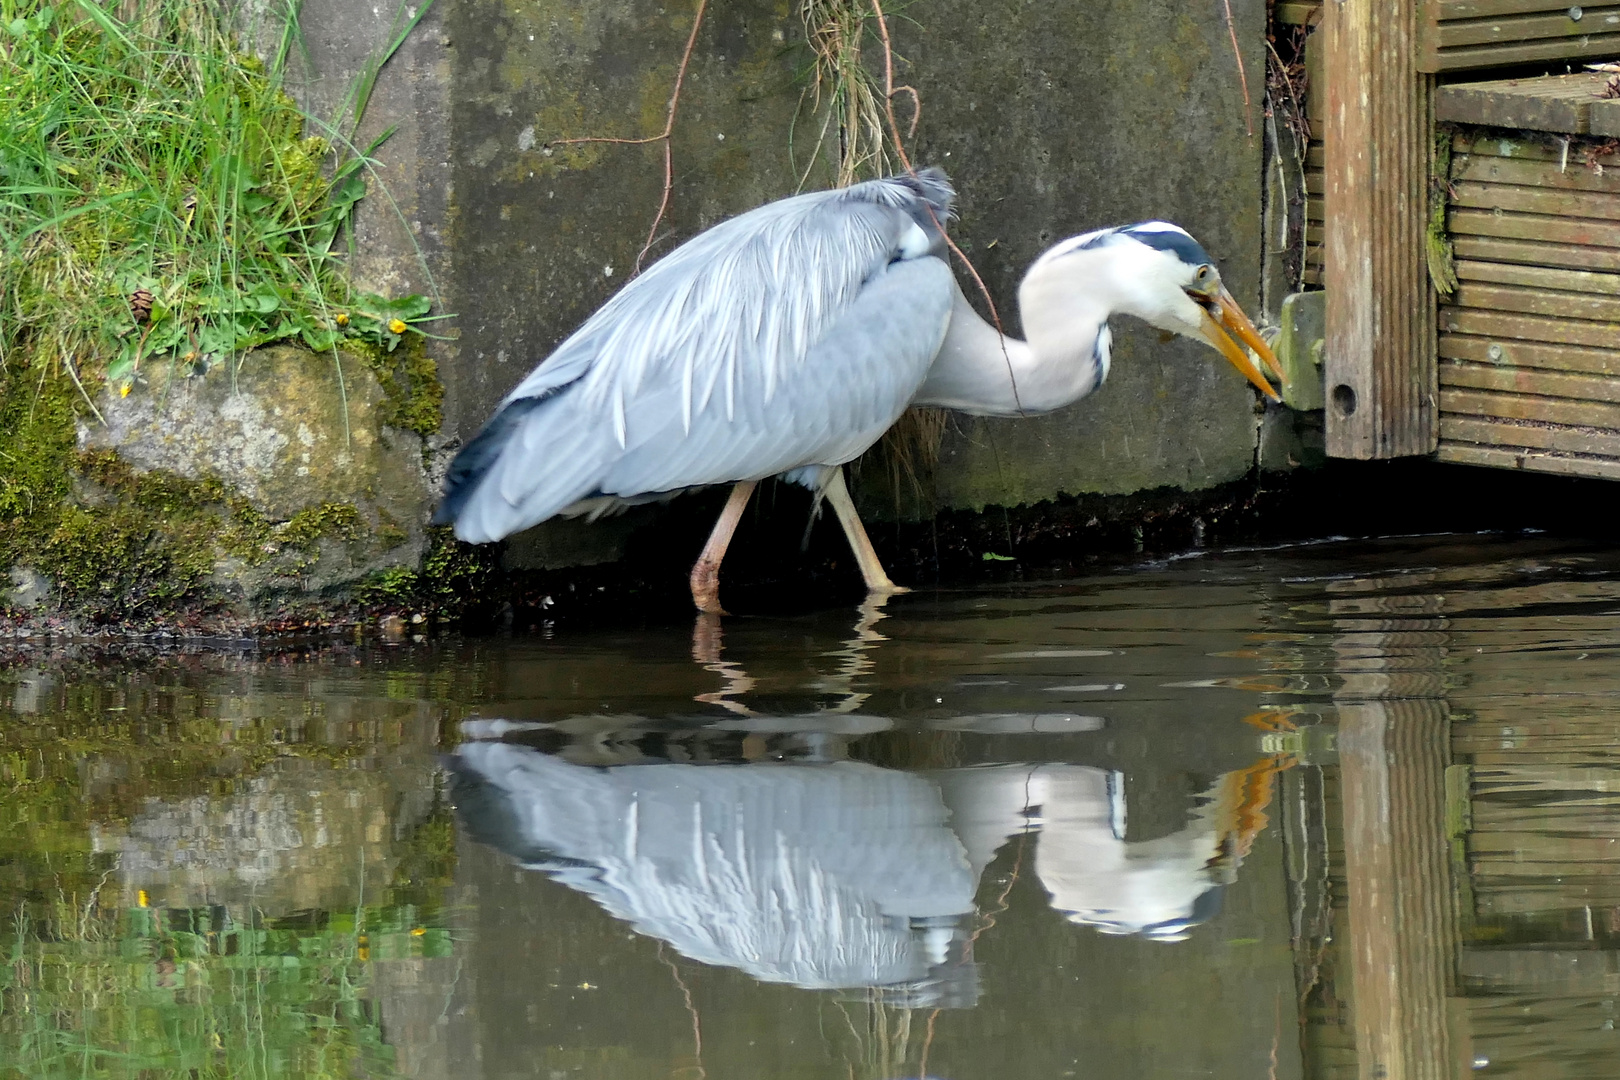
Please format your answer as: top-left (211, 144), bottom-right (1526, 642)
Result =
top-left (431, 388), bottom-right (607, 543)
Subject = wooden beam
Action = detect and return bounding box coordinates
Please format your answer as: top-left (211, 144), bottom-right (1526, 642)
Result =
top-left (1339, 699), bottom-right (1461, 1080)
top-left (1323, 0), bottom-right (1438, 458)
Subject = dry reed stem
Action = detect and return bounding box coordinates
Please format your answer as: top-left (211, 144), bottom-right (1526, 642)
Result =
top-left (549, 0), bottom-right (709, 273)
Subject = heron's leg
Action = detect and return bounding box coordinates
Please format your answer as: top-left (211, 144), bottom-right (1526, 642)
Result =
top-left (689, 480), bottom-right (757, 615)
top-left (822, 467), bottom-right (908, 596)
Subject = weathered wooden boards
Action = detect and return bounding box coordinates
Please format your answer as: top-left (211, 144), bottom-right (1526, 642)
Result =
top-left (1323, 0), bottom-right (1439, 458)
top-left (1421, 0), bottom-right (1620, 72)
top-left (1438, 133), bottom-right (1620, 479)
top-left (1305, 28), bottom-right (1326, 287)
top-left (1437, 72), bottom-right (1620, 134)
top-left (1462, 984), bottom-right (1620, 1079)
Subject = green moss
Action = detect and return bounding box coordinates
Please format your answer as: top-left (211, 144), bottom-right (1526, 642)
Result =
top-left (278, 501), bottom-right (364, 547)
top-left (17, 450), bottom-right (371, 619)
top-left (0, 360), bottom-right (78, 574)
top-left (1428, 127), bottom-right (1460, 298)
top-left (352, 526), bottom-right (497, 612)
top-left (348, 337), bottom-right (444, 437)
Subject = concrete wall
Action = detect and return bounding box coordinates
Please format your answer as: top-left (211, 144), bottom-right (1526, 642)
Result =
top-left (893, 0), bottom-right (1267, 508)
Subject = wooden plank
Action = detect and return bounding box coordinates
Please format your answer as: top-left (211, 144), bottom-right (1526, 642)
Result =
top-left (1338, 700), bottom-right (1456, 1080)
top-left (1452, 151), bottom-right (1620, 195)
top-left (1304, 27), bottom-right (1324, 124)
top-left (1324, 0), bottom-right (1436, 458)
top-left (1451, 235), bottom-right (1620, 273)
top-left (1440, 333), bottom-right (1620, 376)
top-left (1441, 384), bottom-right (1620, 426)
top-left (1451, 414), bottom-right (1620, 456)
top-left (1437, 0), bottom-right (1595, 16)
top-left (1436, 10), bottom-right (1620, 50)
top-left (1451, 280), bottom-right (1620, 321)
top-left (1435, 73), bottom-right (1614, 133)
top-left (1430, 34), bottom-right (1620, 70)
top-left (1474, 878), bottom-right (1620, 912)
top-left (1454, 258), bottom-right (1620, 293)
top-left (1440, 360), bottom-right (1620, 402)
top-left (1454, 131), bottom-right (1620, 165)
top-left (1593, 97), bottom-right (1620, 138)
top-left (1437, 440), bottom-right (1620, 479)
top-left (1450, 180), bottom-right (1620, 221)
top-left (1471, 832), bottom-right (1620, 860)
top-left (1447, 208), bottom-right (1620, 251)
top-left (1461, 949), bottom-right (1620, 995)
top-left (1441, 306), bottom-right (1620, 348)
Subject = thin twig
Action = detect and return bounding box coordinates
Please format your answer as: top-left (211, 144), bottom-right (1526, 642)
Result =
top-left (660, 943), bottom-right (707, 1079)
top-left (1222, 0), bottom-right (1254, 138)
top-left (549, 0), bottom-right (709, 273)
top-left (917, 1007), bottom-right (940, 1080)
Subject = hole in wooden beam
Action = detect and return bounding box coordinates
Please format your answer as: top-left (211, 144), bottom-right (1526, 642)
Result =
top-left (1332, 383), bottom-right (1359, 418)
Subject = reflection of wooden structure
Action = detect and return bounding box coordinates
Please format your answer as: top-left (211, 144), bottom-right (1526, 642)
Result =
top-left (1338, 700), bottom-right (1460, 1080)
top-left (1293, 568), bottom-right (1620, 1078)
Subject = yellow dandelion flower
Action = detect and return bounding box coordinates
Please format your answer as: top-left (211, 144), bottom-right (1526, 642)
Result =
top-left (388, 318), bottom-right (407, 334)
top-left (335, 312), bottom-right (349, 327)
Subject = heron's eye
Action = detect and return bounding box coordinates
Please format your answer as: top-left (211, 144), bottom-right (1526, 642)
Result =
top-left (1194, 264), bottom-right (1217, 288)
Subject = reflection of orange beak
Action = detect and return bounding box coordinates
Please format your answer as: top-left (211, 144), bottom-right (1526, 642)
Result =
top-left (1194, 285), bottom-right (1285, 402)
top-left (1214, 753), bottom-right (1299, 863)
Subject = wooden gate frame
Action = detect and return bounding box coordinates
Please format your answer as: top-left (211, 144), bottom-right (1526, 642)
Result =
top-left (1322, 0), bottom-right (1439, 459)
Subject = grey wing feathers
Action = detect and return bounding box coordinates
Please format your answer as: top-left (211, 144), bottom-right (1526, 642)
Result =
top-left (439, 169), bottom-right (957, 544)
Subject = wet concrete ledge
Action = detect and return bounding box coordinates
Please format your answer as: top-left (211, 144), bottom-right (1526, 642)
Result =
top-left (6, 455), bottom-right (1620, 644)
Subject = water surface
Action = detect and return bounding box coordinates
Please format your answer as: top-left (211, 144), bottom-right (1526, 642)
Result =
top-left (5, 534), bottom-right (1620, 1078)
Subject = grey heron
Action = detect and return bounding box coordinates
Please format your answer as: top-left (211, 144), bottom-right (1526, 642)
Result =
top-left (434, 169), bottom-right (1282, 613)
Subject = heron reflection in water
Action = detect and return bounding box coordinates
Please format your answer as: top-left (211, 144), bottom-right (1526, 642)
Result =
top-left (450, 604), bottom-right (1293, 999)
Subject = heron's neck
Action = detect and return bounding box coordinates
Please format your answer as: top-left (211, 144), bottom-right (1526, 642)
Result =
top-left (912, 277), bottom-right (1111, 417)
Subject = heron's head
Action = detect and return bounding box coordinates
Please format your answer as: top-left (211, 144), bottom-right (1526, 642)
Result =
top-left (1030, 222), bottom-right (1285, 400)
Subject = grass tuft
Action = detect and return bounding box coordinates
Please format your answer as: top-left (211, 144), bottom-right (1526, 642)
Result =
top-left (0, 0), bottom-right (401, 386)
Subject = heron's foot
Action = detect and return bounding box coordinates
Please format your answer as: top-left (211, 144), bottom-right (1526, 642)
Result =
top-left (689, 560), bottom-right (728, 616)
top-left (866, 582), bottom-right (910, 597)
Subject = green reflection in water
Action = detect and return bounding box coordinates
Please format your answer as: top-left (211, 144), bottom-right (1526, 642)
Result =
top-left (2, 900), bottom-right (452, 1080)
top-left (0, 657), bottom-right (459, 1080)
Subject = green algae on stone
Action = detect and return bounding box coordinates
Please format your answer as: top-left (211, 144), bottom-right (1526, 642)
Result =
top-left (31, 450), bottom-right (379, 618)
top-left (0, 361), bottom-right (78, 575)
top-left (0, 342), bottom-right (436, 620)
top-left (346, 335), bottom-right (446, 438)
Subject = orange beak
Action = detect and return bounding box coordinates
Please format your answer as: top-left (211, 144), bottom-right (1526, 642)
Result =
top-left (1194, 285), bottom-right (1284, 402)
